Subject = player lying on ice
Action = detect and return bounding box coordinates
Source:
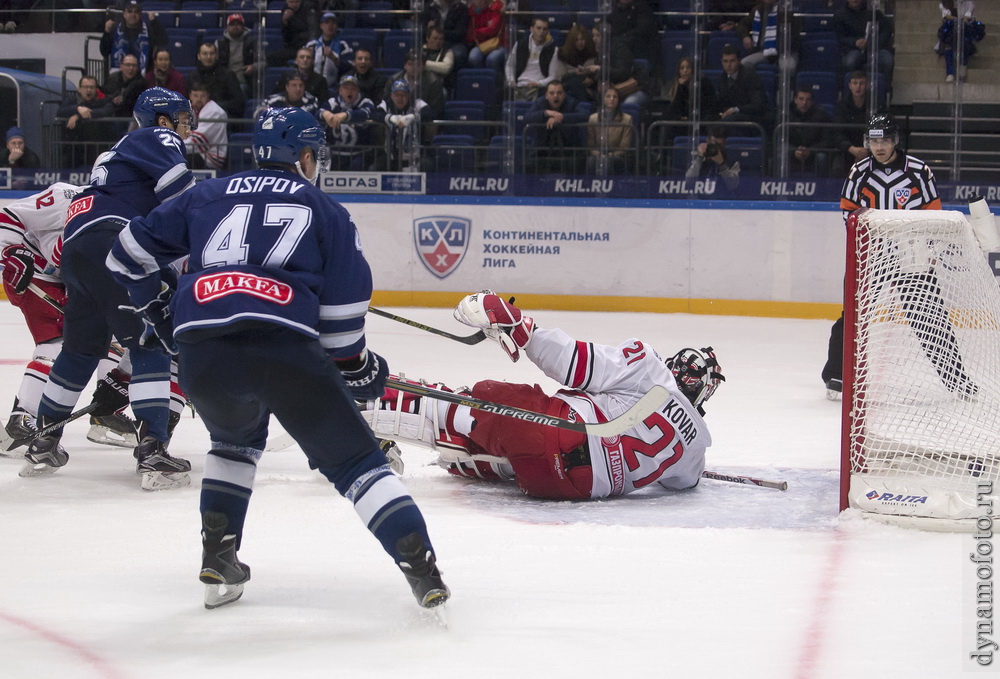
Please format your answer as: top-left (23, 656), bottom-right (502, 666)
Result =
top-left (363, 291), bottom-right (725, 500)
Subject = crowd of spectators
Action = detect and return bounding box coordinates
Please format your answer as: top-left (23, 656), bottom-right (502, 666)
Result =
top-left (16, 0), bottom-right (907, 177)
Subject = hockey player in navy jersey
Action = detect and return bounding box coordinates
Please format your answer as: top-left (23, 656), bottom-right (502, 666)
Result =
top-left (107, 107), bottom-right (449, 610)
top-left (21, 87), bottom-right (196, 490)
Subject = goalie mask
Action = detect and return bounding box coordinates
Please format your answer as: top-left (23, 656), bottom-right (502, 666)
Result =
top-left (666, 347), bottom-right (725, 413)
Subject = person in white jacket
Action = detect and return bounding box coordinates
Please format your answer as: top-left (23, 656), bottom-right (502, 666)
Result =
top-left (185, 83), bottom-right (229, 170)
top-left (362, 291), bottom-right (725, 500)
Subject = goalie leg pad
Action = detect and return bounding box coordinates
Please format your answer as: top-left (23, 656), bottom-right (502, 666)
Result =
top-left (361, 375), bottom-right (475, 453)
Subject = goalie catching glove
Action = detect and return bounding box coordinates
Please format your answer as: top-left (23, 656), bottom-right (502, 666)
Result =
top-left (453, 290), bottom-right (534, 362)
top-left (336, 348), bottom-right (389, 401)
top-left (119, 285), bottom-right (177, 355)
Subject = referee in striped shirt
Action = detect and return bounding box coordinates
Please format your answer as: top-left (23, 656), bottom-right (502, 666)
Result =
top-left (823, 113), bottom-right (975, 400)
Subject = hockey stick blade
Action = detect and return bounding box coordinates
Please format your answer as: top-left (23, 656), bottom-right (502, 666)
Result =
top-left (386, 378), bottom-right (671, 437)
top-left (701, 470), bottom-right (788, 491)
top-left (368, 307), bottom-right (488, 345)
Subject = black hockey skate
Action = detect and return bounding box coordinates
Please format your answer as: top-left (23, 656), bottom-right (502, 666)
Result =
top-left (19, 433), bottom-right (68, 477)
top-left (87, 411), bottom-right (139, 448)
top-left (200, 511), bottom-right (251, 609)
top-left (1, 413), bottom-right (36, 455)
top-left (396, 533), bottom-right (450, 609)
top-left (825, 379), bottom-right (842, 401)
top-left (134, 436), bottom-right (192, 491)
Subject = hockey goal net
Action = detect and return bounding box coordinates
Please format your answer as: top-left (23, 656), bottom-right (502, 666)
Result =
top-left (841, 209), bottom-right (1000, 530)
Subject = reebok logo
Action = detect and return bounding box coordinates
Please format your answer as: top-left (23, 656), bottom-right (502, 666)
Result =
top-left (194, 272), bottom-right (293, 305)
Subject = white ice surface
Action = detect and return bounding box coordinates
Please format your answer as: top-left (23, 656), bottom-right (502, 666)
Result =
top-left (0, 303), bottom-right (972, 678)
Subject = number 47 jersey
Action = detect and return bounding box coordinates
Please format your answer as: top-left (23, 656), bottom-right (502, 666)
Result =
top-left (109, 169), bottom-right (374, 361)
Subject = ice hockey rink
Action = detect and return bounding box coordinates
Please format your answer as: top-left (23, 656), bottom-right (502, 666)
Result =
top-left (0, 302), bottom-right (975, 679)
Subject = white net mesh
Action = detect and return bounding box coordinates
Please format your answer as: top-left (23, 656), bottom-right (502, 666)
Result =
top-left (848, 210), bottom-right (1000, 521)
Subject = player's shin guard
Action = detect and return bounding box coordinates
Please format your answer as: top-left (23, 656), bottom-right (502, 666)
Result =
top-left (128, 346), bottom-right (172, 441)
top-left (37, 350), bottom-right (103, 425)
top-left (327, 447), bottom-right (447, 607)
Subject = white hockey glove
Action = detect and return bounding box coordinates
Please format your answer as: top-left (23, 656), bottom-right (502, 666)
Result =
top-left (453, 290), bottom-right (534, 362)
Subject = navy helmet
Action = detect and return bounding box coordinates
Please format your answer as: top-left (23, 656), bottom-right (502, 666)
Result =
top-left (253, 107), bottom-right (327, 179)
top-left (666, 347), bottom-right (725, 413)
top-left (133, 87), bottom-right (195, 130)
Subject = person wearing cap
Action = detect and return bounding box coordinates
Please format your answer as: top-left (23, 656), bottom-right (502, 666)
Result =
top-left (100, 0), bottom-right (168, 72)
top-left (373, 80), bottom-right (429, 172)
top-left (217, 13), bottom-right (262, 95)
top-left (306, 12), bottom-right (354, 89)
top-left (346, 48), bottom-right (387, 106)
top-left (0, 127), bottom-right (40, 169)
top-left (383, 50), bottom-right (445, 121)
top-left (274, 47), bottom-right (330, 104)
top-left (319, 74), bottom-right (376, 170)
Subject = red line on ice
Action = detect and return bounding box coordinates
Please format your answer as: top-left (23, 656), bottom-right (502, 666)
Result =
top-left (793, 528), bottom-right (847, 679)
top-left (0, 609), bottom-right (127, 679)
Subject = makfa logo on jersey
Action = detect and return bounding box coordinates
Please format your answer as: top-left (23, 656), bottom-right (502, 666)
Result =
top-left (414, 215), bottom-right (470, 278)
top-left (893, 187), bottom-right (913, 208)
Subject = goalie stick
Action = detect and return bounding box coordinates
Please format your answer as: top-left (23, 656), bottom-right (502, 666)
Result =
top-left (387, 378), bottom-right (670, 437)
top-left (700, 470), bottom-right (788, 491)
top-left (367, 307), bottom-right (488, 345)
top-left (266, 382), bottom-right (671, 449)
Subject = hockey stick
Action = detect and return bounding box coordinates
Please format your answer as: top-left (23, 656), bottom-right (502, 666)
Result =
top-left (387, 378), bottom-right (670, 437)
top-left (700, 470), bottom-right (788, 491)
top-left (27, 402), bottom-right (102, 441)
top-left (27, 281), bottom-right (65, 314)
top-left (367, 307), bottom-right (488, 345)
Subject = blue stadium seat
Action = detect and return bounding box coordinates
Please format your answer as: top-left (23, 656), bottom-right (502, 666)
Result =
top-left (443, 103), bottom-right (487, 141)
top-left (228, 132), bottom-right (255, 171)
top-left (501, 100), bottom-right (532, 136)
top-left (455, 70), bottom-right (497, 115)
top-left (797, 71), bottom-right (839, 111)
top-left (264, 67), bottom-right (285, 94)
top-left (707, 33), bottom-right (742, 66)
top-left (756, 69), bottom-right (776, 106)
top-left (660, 31), bottom-right (695, 81)
top-left (357, 1), bottom-right (394, 29)
top-left (177, 1), bottom-right (221, 30)
top-left (381, 30), bottom-right (413, 70)
top-left (145, 1), bottom-right (178, 28)
top-left (672, 135), bottom-right (705, 175)
top-left (533, 1), bottom-right (575, 31)
top-left (484, 134), bottom-right (519, 173)
top-left (338, 28), bottom-right (379, 58)
top-left (725, 136), bottom-right (763, 173)
top-left (794, 0), bottom-right (834, 11)
top-left (799, 39), bottom-right (839, 73)
top-left (166, 29), bottom-right (201, 68)
top-left (431, 134), bottom-right (476, 172)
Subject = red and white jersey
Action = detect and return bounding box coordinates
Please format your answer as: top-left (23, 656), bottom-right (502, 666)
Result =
top-left (525, 327), bottom-right (711, 498)
top-left (0, 183), bottom-right (83, 282)
top-left (185, 100), bottom-right (229, 171)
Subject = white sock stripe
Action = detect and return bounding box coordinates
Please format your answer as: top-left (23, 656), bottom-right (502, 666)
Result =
top-left (352, 473), bottom-right (411, 526)
top-left (204, 452), bottom-right (257, 490)
top-left (42, 381), bottom-right (83, 409)
top-left (129, 380), bottom-right (170, 403)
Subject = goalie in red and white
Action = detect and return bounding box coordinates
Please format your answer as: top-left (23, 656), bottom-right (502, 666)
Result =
top-left (361, 291), bottom-right (724, 500)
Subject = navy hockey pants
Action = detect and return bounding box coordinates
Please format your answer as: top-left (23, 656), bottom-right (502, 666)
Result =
top-left (177, 327), bottom-right (384, 490)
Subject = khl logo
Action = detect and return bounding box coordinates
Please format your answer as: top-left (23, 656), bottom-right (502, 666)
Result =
top-left (414, 215), bottom-right (470, 279)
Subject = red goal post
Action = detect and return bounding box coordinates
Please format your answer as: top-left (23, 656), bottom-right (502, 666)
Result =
top-left (841, 208), bottom-right (1000, 530)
